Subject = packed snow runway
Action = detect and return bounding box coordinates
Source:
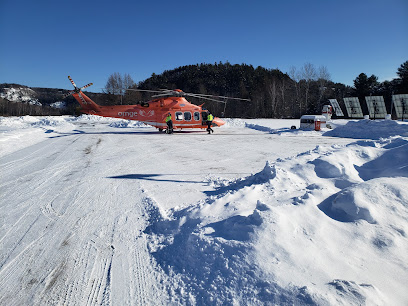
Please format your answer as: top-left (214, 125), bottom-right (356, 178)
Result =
top-left (1, 115), bottom-right (407, 305)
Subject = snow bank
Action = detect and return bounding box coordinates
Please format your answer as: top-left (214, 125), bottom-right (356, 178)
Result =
top-left (240, 118), bottom-right (408, 141)
top-left (219, 118), bottom-right (247, 128)
top-left (108, 120), bottom-right (150, 128)
top-left (0, 116), bottom-right (76, 157)
top-left (67, 114), bottom-right (149, 128)
top-left (146, 136), bottom-right (408, 304)
top-left (324, 119), bottom-right (408, 139)
top-left (244, 118), bottom-right (408, 140)
top-left (0, 115), bottom-right (73, 129)
top-left (245, 122), bottom-right (335, 137)
top-left (245, 123), bottom-right (311, 136)
top-left (330, 177), bottom-right (408, 224)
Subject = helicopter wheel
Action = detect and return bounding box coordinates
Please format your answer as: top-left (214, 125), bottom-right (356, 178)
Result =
top-left (159, 128), bottom-right (163, 133)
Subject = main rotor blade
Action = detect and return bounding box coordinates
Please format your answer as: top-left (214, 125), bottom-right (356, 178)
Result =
top-left (198, 97), bottom-right (226, 103)
top-left (185, 92), bottom-right (226, 103)
top-left (68, 76), bottom-right (77, 88)
top-left (126, 88), bottom-right (168, 94)
top-left (151, 89), bottom-right (184, 98)
top-left (186, 92), bottom-right (250, 101)
top-left (62, 90), bottom-right (75, 99)
top-left (126, 87), bottom-right (250, 102)
top-left (151, 93), bottom-right (175, 98)
top-left (80, 83), bottom-right (93, 90)
top-left (78, 92), bottom-right (86, 104)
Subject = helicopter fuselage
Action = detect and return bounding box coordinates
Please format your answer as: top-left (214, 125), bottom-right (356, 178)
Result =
top-left (73, 92), bottom-right (225, 130)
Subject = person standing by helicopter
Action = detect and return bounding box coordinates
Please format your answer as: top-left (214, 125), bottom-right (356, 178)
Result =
top-left (206, 112), bottom-right (214, 134)
top-left (165, 113), bottom-right (173, 134)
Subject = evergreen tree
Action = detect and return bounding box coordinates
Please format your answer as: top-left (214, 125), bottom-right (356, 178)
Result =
top-left (353, 73), bottom-right (379, 97)
top-left (396, 60), bottom-right (408, 93)
top-left (352, 73), bottom-right (379, 115)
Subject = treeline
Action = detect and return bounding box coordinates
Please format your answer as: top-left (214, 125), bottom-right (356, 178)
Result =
top-left (0, 97), bottom-right (62, 116)
top-left (136, 63), bottom-right (341, 118)
top-left (1, 60), bottom-right (407, 118)
top-left (130, 60), bottom-right (407, 118)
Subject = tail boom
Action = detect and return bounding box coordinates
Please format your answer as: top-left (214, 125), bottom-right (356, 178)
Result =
top-left (73, 92), bottom-right (101, 113)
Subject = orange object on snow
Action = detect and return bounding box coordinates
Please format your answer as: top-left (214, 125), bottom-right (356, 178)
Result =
top-left (62, 76), bottom-right (237, 132)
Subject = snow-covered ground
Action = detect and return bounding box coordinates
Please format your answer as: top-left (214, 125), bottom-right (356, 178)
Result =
top-left (1, 115), bottom-right (407, 305)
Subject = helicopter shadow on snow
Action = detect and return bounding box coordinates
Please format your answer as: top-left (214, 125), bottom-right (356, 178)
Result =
top-left (108, 172), bottom-right (251, 184)
top-left (47, 129), bottom-right (163, 138)
top-left (107, 173), bottom-right (206, 184)
top-left (46, 129), bottom-right (272, 138)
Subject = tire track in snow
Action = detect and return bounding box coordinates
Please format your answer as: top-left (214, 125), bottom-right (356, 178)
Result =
top-left (1, 125), bottom-right (167, 305)
top-left (132, 235), bottom-right (151, 305)
top-left (0, 212), bottom-right (43, 269)
top-left (0, 136), bottom-right (97, 270)
top-left (1, 132), bottom-right (100, 304)
top-left (0, 133), bottom-right (82, 176)
top-left (0, 134), bottom-right (88, 205)
top-left (0, 234), bottom-right (44, 304)
top-left (84, 236), bottom-right (114, 306)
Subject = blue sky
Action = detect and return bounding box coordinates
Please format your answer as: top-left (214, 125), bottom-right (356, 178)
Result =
top-left (0, 0), bottom-right (407, 92)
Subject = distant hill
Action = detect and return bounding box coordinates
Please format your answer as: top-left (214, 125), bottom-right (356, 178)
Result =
top-left (0, 83), bottom-right (107, 116)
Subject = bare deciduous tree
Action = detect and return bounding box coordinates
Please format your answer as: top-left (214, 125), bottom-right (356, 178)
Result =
top-left (104, 72), bottom-right (135, 104)
top-left (278, 78), bottom-right (287, 118)
top-left (123, 73), bottom-right (135, 93)
top-left (317, 66), bottom-right (331, 104)
top-left (300, 63), bottom-right (317, 112)
top-left (105, 72), bottom-right (123, 95)
top-left (289, 66), bottom-right (302, 116)
top-left (268, 78), bottom-right (277, 117)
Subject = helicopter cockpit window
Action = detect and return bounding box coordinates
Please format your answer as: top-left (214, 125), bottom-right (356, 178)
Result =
top-left (184, 112), bottom-right (192, 121)
top-left (175, 112), bottom-right (183, 120)
top-left (194, 112), bottom-right (200, 121)
top-left (202, 112), bottom-right (208, 121)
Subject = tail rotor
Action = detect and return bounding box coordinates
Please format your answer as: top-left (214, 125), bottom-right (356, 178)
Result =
top-left (62, 76), bottom-right (93, 104)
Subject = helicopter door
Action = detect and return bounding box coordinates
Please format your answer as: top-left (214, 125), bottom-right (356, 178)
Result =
top-left (201, 112), bottom-right (208, 125)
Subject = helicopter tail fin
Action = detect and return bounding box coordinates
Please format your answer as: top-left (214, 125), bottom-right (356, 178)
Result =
top-left (62, 76), bottom-right (100, 113)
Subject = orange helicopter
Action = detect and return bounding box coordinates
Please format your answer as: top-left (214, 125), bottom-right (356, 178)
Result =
top-left (63, 76), bottom-right (250, 133)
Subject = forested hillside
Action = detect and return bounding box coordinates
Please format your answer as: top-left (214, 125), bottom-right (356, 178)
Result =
top-left (128, 61), bottom-right (407, 118)
top-left (135, 63), bottom-right (349, 118)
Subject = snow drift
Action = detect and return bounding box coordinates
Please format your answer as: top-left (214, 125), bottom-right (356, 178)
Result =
top-left (146, 135), bottom-right (408, 305)
top-left (324, 119), bottom-right (408, 139)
